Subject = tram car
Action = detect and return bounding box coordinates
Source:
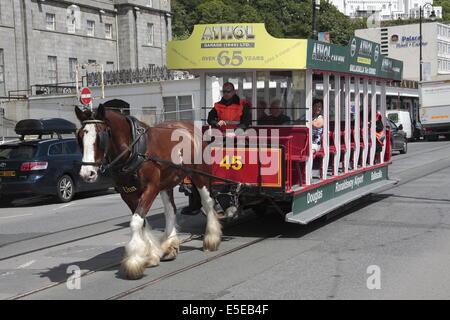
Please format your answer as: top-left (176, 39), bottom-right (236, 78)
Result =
top-left (167, 24), bottom-right (403, 224)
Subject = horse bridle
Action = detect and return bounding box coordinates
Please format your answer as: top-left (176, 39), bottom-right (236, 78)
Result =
top-left (79, 119), bottom-right (111, 171)
top-left (79, 119), bottom-right (148, 173)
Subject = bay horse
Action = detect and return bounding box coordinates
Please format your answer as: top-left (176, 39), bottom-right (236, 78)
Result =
top-left (75, 105), bottom-right (222, 280)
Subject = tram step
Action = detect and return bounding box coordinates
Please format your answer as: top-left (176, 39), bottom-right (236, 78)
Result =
top-left (285, 179), bottom-right (398, 225)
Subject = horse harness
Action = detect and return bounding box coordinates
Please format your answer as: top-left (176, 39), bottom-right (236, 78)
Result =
top-left (79, 117), bottom-right (241, 191)
top-left (80, 116), bottom-right (148, 174)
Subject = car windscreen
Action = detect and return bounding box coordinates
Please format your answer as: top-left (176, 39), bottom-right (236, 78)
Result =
top-left (0, 145), bottom-right (38, 160)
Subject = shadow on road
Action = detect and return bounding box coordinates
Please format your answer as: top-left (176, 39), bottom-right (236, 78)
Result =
top-left (38, 247), bottom-right (124, 283)
top-left (37, 193), bottom-right (392, 282)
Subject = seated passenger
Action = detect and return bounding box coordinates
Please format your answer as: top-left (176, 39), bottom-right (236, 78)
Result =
top-left (256, 100), bottom-right (268, 125)
top-left (258, 100), bottom-right (291, 125)
top-left (311, 99), bottom-right (324, 152)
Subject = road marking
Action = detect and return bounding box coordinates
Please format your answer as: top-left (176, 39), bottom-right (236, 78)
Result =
top-left (0, 213), bottom-right (33, 219)
top-left (52, 203), bottom-right (73, 211)
top-left (17, 260), bottom-right (36, 269)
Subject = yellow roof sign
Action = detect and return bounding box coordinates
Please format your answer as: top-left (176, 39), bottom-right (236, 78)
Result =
top-left (167, 23), bottom-right (307, 70)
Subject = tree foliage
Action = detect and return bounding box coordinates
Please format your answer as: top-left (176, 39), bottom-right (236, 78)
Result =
top-left (435, 0), bottom-right (450, 21)
top-left (172, 0), bottom-right (366, 45)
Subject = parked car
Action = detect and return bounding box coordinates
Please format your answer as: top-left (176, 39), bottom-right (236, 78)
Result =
top-left (387, 118), bottom-right (407, 154)
top-left (0, 118), bottom-right (114, 205)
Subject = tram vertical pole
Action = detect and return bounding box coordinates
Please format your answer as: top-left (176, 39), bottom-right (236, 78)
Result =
top-left (322, 73), bottom-right (330, 180)
top-left (369, 80), bottom-right (377, 166)
top-left (305, 69), bottom-right (313, 185)
top-left (333, 75), bottom-right (341, 176)
top-left (380, 81), bottom-right (387, 163)
top-left (362, 78), bottom-right (369, 168)
top-left (344, 76), bottom-right (351, 173)
top-left (353, 77), bottom-right (360, 170)
top-left (252, 71), bottom-right (258, 126)
top-left (200, 72), bottom-right (206, 124)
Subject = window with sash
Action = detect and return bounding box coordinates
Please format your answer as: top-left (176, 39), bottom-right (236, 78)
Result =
top-left (146, 23), bottom-right (154, 46)
top-left (69, 58), bottom-right (77, 82)
top-left (105, 23), bottom-right (112, 39)
top-left (47, 56), bottom-right (57, 84)
top-left (163, 96), bottom-right (193, 121)
top-left (87, 20), bottom-right (95, 37)
top-left (46, 13), bottom-right (56, 31)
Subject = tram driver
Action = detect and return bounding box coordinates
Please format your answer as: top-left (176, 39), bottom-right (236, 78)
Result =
top-left (207, 82), bottom-right (252, 135)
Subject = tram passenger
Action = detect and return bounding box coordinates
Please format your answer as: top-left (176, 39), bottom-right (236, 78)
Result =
top-left (258, 99), bottom-right (291, 125)
top-left (374, 111), bottom-right (385, 154)
top-left (311, 99), bottom-right (324, 152)
top-left (256, 100), bottom-right (268, 125)
top-left (207, 82), bottom-right (252, 135)
top-left (360, 108), bottom-right (385, 163)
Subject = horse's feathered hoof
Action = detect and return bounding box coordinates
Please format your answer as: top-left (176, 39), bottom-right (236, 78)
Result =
top-left (161, 238), bottom-right (180, 261)
top-left (144, 255), bottom-right (161, 267)
top-left (121, 256), bottom-right (145, 280)
top-left (203, 234), bottom-right (221, 252)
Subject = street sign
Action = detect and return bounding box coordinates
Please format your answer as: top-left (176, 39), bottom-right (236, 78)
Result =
top-left (80, 87), bottom-right (92, 105)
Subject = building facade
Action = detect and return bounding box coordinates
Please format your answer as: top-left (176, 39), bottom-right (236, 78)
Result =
top-left (330, 0), bottom-right (442, 20)
top-left (356, 22), bottom-right (450, 82)
top-left (0, 0), bottom-right (172, 97)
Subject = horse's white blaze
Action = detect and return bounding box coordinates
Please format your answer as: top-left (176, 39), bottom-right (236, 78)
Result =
top-left (80, 124), bottom-right (97, 180)
top-left (197, 186), bottom-right (222, 251)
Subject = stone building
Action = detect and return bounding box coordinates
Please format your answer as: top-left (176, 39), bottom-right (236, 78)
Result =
top-left (330, 0), bottom-right (441, 20)
top-left (0, 0), bottom-right (172, 97)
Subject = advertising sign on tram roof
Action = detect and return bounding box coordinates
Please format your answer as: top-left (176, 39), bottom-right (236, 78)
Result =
top-left (167, 23), bottom-right (403, 81)
top-left (167, 23), bottom-right (308, 70)
top-left (307, 37), bottom-right (403, 81)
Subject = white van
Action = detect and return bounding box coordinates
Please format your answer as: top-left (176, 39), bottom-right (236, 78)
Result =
top-left (386, 110), bottom-right (413, 140)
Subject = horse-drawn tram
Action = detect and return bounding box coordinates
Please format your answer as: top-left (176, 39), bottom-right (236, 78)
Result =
top-left (167, 23), bottom-right (403, 224)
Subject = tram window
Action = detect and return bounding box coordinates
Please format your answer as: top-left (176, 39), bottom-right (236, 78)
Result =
top-left (329, 75), bottom-right (336, 121)
top-left (206, 72), bottom-right (253, 123)
top-left (256, 70), bottom-right (306, 126)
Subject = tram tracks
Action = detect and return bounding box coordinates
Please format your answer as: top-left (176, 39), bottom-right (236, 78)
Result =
top-left (4, 144), bottom-right (450, 300)
top-left (0, 201), bottom-right (188, 261)
top-left (5, 213), bottom-right (275, 300)
top-left (5, 233), bottom-right (202, 300)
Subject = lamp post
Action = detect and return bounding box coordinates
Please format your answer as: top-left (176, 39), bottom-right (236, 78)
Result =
top-left (312, 0), bottom-right (320, 39)
top-left (419, 3), bottom-right (436, 81)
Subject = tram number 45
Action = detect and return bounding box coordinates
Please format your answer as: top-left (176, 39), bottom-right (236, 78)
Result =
top-left (220, 155), bottom-right (243, 170)
top-left (218, 50), bottom-right (243, 67)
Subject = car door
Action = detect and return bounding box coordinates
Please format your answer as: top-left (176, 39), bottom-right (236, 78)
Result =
top-left (389, 120), bottom-right (401, 150)
top-left (62, 140), bottom-right (86, 191)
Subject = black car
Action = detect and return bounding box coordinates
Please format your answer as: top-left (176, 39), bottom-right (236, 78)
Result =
top-left (0, 118), bottom-right (113, 205)
top-left (387, 118), bottom-right (407, 154)
top-left (412, 120), bottom-right (424, 141)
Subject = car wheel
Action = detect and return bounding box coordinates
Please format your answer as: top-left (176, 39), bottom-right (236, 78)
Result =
top-left (400, 140), bottom-right (407, 154)
top-left (56, 174), bottom-right (75, 203)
